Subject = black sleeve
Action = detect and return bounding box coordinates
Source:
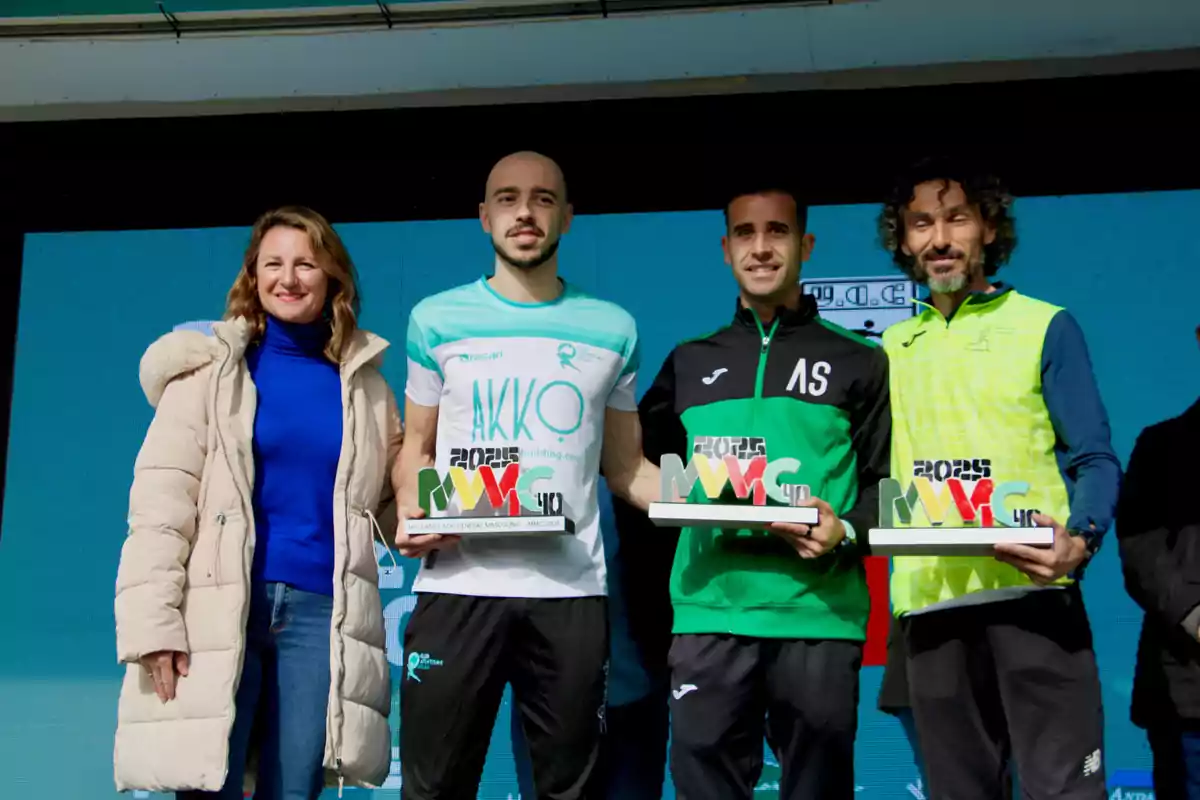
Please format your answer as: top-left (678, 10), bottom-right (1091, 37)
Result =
top-left (842, 346), bottom-right (892, 553)
top-left (610, 349), bottom-right (686, 683)
top-left (1116, 425), bottom-right (1200, 630)
top-left (634, 347), bottom-right (688, 464)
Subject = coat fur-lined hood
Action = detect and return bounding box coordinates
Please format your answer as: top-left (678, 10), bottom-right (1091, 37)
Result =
top-left (138, 328), bottom-right (228, 408)
top-left (138, 317), bottom-right (389, 408)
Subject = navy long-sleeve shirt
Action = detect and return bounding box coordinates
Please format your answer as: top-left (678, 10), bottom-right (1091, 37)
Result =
top-left (247, 316), bottom-right (344, 596)
top-left (1040, 308), bottom-right (1122, 541)
top-left (948, 283), bottom-right (1121, 548)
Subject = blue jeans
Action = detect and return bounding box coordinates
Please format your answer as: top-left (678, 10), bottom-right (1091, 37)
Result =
top-left (179, 582), bottom-right (333, 800)
top-left (1149, 727), bottom-right (1200, 800)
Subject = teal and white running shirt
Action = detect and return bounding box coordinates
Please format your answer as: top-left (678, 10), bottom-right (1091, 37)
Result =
top-left (405, 276), bottom-right (640, 598)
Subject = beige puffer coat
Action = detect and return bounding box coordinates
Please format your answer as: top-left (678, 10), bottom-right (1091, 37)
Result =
top-left (113, 316), bottom-right (401, 794)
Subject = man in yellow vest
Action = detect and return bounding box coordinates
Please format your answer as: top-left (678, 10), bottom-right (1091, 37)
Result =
top-left (877, 156), bottom-right (1121, 799)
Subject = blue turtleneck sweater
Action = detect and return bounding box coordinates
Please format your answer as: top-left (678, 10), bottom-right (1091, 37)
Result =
top-left (248, 316), bottom-right (343, 596)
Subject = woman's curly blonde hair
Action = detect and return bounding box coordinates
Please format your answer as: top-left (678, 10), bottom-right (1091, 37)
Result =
top-left (224, 206), bottom-right (361, 363)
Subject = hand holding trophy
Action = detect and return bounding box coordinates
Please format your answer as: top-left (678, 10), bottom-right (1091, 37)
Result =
top-left (768, 496), bottom-right (847, 559)
top-left (394, 504), bottom-right (462, 559)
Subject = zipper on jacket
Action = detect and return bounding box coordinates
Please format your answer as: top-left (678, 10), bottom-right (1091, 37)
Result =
top-left (207, 512), bottom-right (227, 583)
top-left (751, 314), bottom-right (782, 398)
top-left (916, 293), bottom-right (982, 329)
top-left (331, 378), bottom-right (354, 794)
top-left (212, 331), bottom-right (260, 789)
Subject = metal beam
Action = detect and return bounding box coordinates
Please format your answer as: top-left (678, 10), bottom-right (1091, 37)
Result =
top-left (1, 46), bottom-right (1194, 124)
top-left (0, 0), bottom-right (838, 39)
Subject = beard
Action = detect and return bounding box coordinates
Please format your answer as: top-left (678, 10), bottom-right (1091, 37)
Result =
top-left (493, 235), bottom-right (560, 271)
top-left (927, 272), bottom-right (968, 294)
top-left (916, 246), bottom-right (984, 293)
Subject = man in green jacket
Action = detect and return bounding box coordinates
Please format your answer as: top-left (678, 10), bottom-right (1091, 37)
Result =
top-left (616, 183), bottom-right (891, 799)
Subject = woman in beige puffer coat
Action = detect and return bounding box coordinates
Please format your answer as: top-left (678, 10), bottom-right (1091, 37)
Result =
top-left (113, 206), bottom-right (402, 799)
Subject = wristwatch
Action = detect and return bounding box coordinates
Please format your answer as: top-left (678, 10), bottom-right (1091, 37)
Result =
top-left (835, 519), bottom-right (857, 552)
top-left (1067, 528), bottom-right (1101, 578)
top-left (1067, 527), bottom-right (1100, 558)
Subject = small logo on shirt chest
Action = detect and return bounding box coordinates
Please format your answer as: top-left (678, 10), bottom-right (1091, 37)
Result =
top-left (458, 350), bottom-right (504, 362)
top-left (965, 328), bottom-right (991, 352)
top-left (557, 343), bottom-right (581, 371)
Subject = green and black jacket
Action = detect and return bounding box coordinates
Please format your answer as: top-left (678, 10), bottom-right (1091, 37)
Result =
top-left (615, 295), bottom-right (890, 661)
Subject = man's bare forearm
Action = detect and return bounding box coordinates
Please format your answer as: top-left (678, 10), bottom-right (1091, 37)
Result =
top-left (610, 458), bottom-right (661, 513)
top-left (601, 407), bottom-right (661, 514)
top-left (392, 443), bottom-right (435, 509)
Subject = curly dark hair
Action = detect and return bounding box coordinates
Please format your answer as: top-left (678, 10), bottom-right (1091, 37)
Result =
top-left (878, 156), bottom-right (1017, 280)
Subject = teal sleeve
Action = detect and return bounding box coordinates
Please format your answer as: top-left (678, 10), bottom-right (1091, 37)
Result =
top-left (405, 307), bottom-right (440, 376)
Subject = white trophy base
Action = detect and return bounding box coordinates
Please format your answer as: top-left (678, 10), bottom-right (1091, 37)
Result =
top-left (648, 502), bottom-right (819, 529)
top-left (867, 527), bottom-right (1054, 556)
top-left (406, 515), bottom-right (573, 537)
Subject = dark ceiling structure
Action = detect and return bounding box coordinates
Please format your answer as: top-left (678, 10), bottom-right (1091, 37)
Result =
top-left (1, 67), bottom-right (1197, 233)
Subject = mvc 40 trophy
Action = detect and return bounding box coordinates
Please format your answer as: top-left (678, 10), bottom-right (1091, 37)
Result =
top-left (867, 459), bottom-right (1053, 555)
top-left (647, 436), bottom-right (820, 529)
top-left (404, 447), bottom-right (573, 538)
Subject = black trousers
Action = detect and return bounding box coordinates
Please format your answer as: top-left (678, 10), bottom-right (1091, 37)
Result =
top-left (1147, 724), bottom-right (1200, 800)
top-left (905, 586), bottom-right (1106, 800)
top-left (515, 685), bottom-right (671, 800)
top-left (877, 617), bottom-right (912, 714)
top-left (399, 592), bottom-right (608, 800)
top-left (601, 688), bottom-right (670, 799)
top-left (667, 633), bottom-right (863, 800)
